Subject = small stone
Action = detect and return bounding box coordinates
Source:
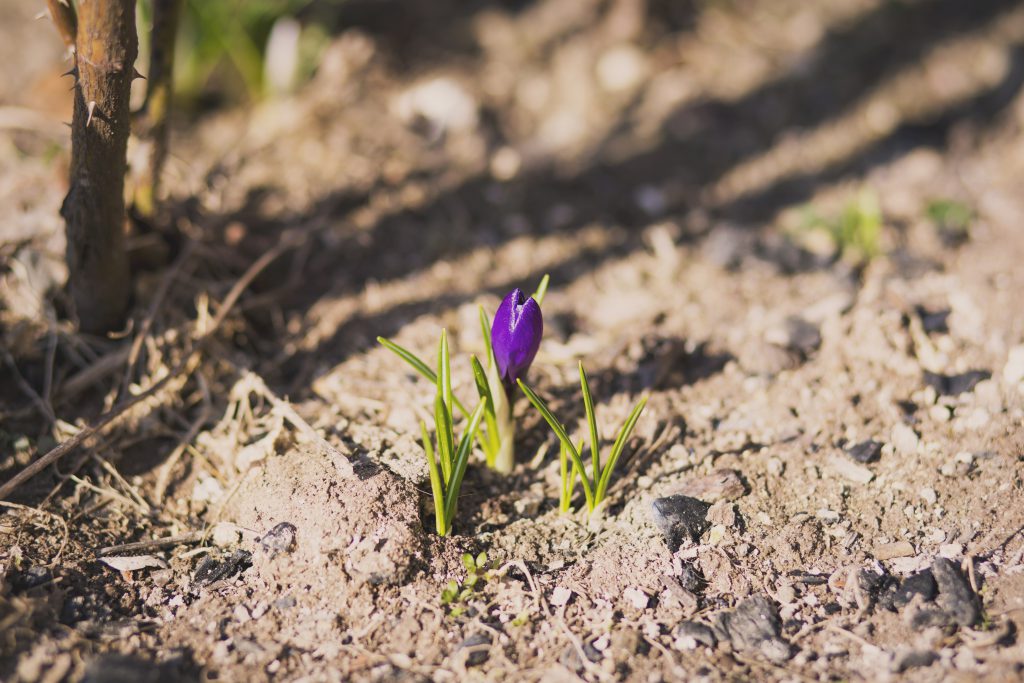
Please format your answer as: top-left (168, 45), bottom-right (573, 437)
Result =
top-left (673, 469), bottom-right (746, 501)
top-left (651, 495), bottom-right (711, 551)
top-left (920, 487), bottom-right (938, 505)
top-left (929, 404), bottom-right (952, 422)
top-left (915, 306), bottom-right (950, 334)
top-left (624, 586), bottom-right (650, 610)
top-left (233, 604), bottom-right (251, 624)
top-left (551, 586), bottom-right (573, 607)
top-left (892, 424), bottom-right (920, 456)
top-left (458, 633), bottom-right (492, 667)
top-left (939, 543), bottom-right (963, 559)
top-left (932, 557), bottom-right (980, 628)
top-left (874, 541), bottom-right (916, 561)
top-left (210, 522), bottom-right (242, 548)
top-left (596, 44), bottom-right (648, 92)
top-left (893, 571), bottom-right (938, 608)
top-left (893, 649), bottom-right (939, 672)
top-left (708, 524), bottom-right (728, 545)
top-left (924, 370), bottom-right (990, 396)
top-left (1003, 345), bottom-right (1024, 385)
top-left (776, 584), bottom-right (797, 604)
top-left (706, 500), bottom-right (737, 528)
top-left (193, 550), bottom-right (252, 587)
top-left (845, 440), bottom-right (882, 464)
top-left (711, 595), bottom-right (792, 663)
top-left (827, 454), bottom-right (875, 484)
top-left (610, 628), bottom-right (643, 657)
top-left (764, 316), bottom-right (821, 358)
top-left (674, 621), bottom-right (717, 649)
top-left (816, 509), bottom-right (841, 524)
top-left (260, 522), bottom-right (297, 558)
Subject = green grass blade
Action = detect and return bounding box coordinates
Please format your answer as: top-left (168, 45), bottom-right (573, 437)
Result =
top-left (517, 379), bottom-right (594, 509)
top-left (444, 398), bottom-right (488, 525)
top-left (533, 274), bottom-right (550, 306)
top-left (478, 306), bottom-right (496, 369)
top-left (378, 336), bottom-right (470, 417)
top-left (579, 362), bottom-right (601, 485)
top-left (434, 394), bottom-right (454, 483)
top-left (471, 355), bottom-right (500, 465)
top-left (596, 396), bottom-right (648, 503)
top-left (421, 421), bottom-right (447, 536)
top-left (437, 329), bottom-right (453, 415)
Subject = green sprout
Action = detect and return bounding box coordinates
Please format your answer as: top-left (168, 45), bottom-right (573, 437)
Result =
top-left (518, 362), bottom-right (647, 514)
top-left (440, 551), bottom-right (494, 616)
top-left (926, 198), bottom-right (973, 244)
top-left (420, 331), bottom-right (488, 536)
top-left (800, 188), bottom-right (882, 263)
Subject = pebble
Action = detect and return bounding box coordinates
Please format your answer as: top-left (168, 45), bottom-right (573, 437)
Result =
top-left (827, 454), bottom-right (875, 484)
top-left (260, 522), bottom-right (297, 558)
top-left (706, 500), bottom-right (737, 528)
top-left (651, 495), bottom-right (711, 551)
top-left (764, 316), bottom-right (821, 358)
top-left (711, 595), bottom-right (792, 663)
top-left (924, 370), bottom-right (990, 396)
top-left (891, 424), bottom-right (919, 456)
top-left (596, 44), bottom-right (648, 92)
top-left (1003, 345), bottom-right (1024, 385)
top-left (674, 621), bottom-right (717, 650)
top-left (893, 571), bottom-right (938, 608)
top-left (845, 440), bottom-right (882, 464)
top-left (673, 469), bottom-right (746, 502)
top-left (893, 649), bottom-right (939, 672)
top-left (624, 586), bottom-right (650, 610)
top-left (210, 522), bottom-right (242, 548)
top-left (816, 509), bottom-right (841, 523)
top-left (193, 550), bottom-right (252, 587)
top-left (874, 541), bottom-right (916, 560)
top-left (551, 586), bottom-right (573, 607)
top-left (458, 633), bottom-right (492, 667)
top-left (919, 487), bottom-right (938, 505)
top-left (393, 77), bottom-right (478, 134)
top-left (932, 557), bottom-right (980, 628)
top-left (939, 543), bottom-right (964, 559)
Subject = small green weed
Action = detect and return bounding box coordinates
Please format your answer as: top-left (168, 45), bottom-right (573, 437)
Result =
top-left (800, 188), bottom-right (882, 263)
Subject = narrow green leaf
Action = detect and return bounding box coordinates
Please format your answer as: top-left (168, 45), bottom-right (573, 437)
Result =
top-left (579, 362), bottom-right (601, 484)
top-left (596, 396), bottom-right (648, 503)
top-left (378, 336), bottom-right (470, 417)
top-left (471, 355), bottom-right (501, 466)
top-left (533, 274), bottom-right (550, 306)
top-left (421, 421), bottom-right (446, 536)
top-left (478, 305), bottom-right (496, 369)
top-left (517, 380), bottom-right (594, 509)
top-left (470, 356), bottom-right (497, 419)
top-left (434, 394), bottom-right (454, 483)
top-left (437, 329), bottom-right (453, 416)
top-left (443, 397), bottom-right (488, 524)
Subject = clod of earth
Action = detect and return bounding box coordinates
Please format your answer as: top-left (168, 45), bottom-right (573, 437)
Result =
top-left (458, 633), bottom-right (493, 667)
top-left (675, 621), bottom-right (718, 649)
top-left (650, 495), bottom-right (712, 551)
top-left (710, 595), bottom-right (793, 663)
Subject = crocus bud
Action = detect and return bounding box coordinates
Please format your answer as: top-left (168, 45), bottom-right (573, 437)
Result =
top-left (491, 288), bottom-right (543, 395)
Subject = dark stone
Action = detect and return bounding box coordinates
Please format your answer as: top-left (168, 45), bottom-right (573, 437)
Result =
top-left (459, 633), bottom-right (492, 667)
top-left (910, 608), bottom-right (955, 632)
top-left (894, 649), bottom-right (939, 672)
top-left (260, 522), bottom-right (297, 557)
top-left (915, 306), bottom-right (950, 334)
top-left (923, 370), bottom-right (990, 396)
top-left (894, 570), bottom-right (938, 609)
top-left (786, 570), bottom-right (828, 585)
top-left (932, 557), bottom-right (981, 628)
top-left (651, 495), bottom-right (711, 551)
top-left (193, 549), bottom-right (252, 587)
top-left (711, 595), bottom-right (792, 663)
top-left (559, 640), bottom-right (602, 672)
top-left (783, 316), bottom-right (821, 357)
top-left (11, 565), bottom-right (52, 592)
top-left (870, 572), bottom-right (901, 612)
top-left (675, 621), bottom-right (717, 648)
top-left (845, 440), bottom-right (883, 464)
top-left (678, 563), bottom-right (705, 593)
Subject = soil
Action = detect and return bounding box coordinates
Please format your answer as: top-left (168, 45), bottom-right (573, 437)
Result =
top-left (3, 0), bottom-right (1024, 681)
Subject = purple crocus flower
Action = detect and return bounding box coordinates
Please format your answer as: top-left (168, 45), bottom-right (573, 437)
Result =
top-left (491, 288), bottom-right (543, 394)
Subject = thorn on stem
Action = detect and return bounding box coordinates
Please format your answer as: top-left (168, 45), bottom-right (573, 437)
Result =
top-left (132, 68), bottom-right (146, 81)
top-left (86, 101), bottom-right (96, 127)
top-left (61, 67), bottom-right (78, 79)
